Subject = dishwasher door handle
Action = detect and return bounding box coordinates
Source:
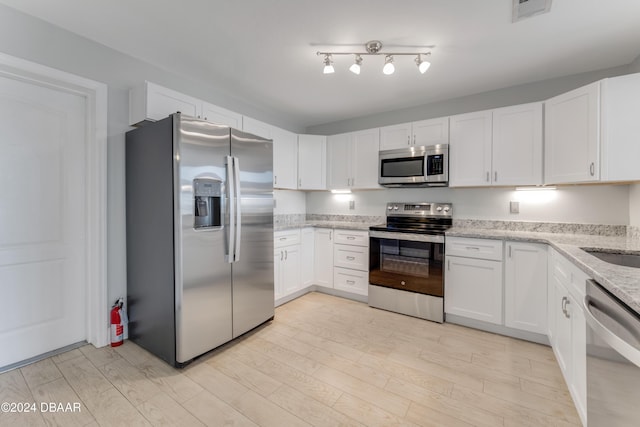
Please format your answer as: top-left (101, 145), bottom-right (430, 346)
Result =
top-left (583, 295), bottom-right (640, 368)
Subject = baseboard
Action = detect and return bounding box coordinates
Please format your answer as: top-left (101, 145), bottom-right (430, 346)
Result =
top-left (445, 314), bottom-right (550, 345)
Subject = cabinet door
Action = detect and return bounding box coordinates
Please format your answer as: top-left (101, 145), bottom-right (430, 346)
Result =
top-left (327, 133), bottom-right (351, 189)
top-left (298, 135), bottom-right (326, 190)
top-left (271, 126), bottom-right (298, 190)
top-left (449, 111), bottom-right (493, 187)
top-left (570, 295), bottom-right (587, 425)
top-left (282, 245), bottom-right (301, 295)
top-left (201, 102), bottom-right (242, 128)
top-left (379, 123), bottom-right (411, 150)
top-left (300, 228), bottom-right (314, 287)
top-left (314, 228), bottom-right (334, 288)
top-left (544, 82), bottom-right (600, 184)
top-left (444, 255), bottom-right (503, 324)
top-left (146, 82), bottom-right (201, 121)
top-left (412, 117), bottom-right (449, 147)
top-left (274, 251), bottom-right (283, 300)
top-left (553, 279), bottom-right (572, 379)
top-left (351, 128), bottom-right (380, 189)
top-left (492, 103), bottom-right (543, 186)
top-left (504, 242), bottom-right (547, 334)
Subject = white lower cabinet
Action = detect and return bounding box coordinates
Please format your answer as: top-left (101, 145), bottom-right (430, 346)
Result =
top-left (548, 248), bottom-right (588, 426)
top-left (301, 227), bottom-right (314, 287)
top-left (504, 242), bottom-right (548, 334)
top-left (313, 228), bottom-right (334, 289)
top-left (445, 248), bottom-right (503, 324)
top-left (274, 229), bottom-right (301, 302)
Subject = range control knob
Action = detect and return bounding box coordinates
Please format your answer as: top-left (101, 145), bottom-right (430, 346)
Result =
top-left (436, 206), bottom-right (443, 212)
top-left (443, 206), bottom-right (450, 212)
top-left (387, 205), bottom-right (393, 210)
top-left (393, 205), bottom-right (399, 210)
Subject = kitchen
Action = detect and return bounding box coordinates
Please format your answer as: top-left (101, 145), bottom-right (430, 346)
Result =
top-left (0, 1), bottom-right (639, 426)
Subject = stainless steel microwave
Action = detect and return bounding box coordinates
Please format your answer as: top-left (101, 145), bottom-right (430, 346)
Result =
top-left (378, 144), bottom-right (449, 187)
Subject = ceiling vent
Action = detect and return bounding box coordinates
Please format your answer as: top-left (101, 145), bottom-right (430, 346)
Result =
top-left (512, 0), bottom-right (552, 22)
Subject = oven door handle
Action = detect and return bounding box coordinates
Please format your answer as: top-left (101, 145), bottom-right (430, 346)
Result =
top-left (369, 230), bottom-right (444, 244)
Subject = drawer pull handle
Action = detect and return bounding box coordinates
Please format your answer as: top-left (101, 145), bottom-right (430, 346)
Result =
top-left (346, 280), bottom-right (356, 285)
top-left (347, 236), bottom-right (356, 240)
top-left (346, 256), bottom-right (355, 261)
top-left (465, 246), bottom-right (480, 250)
top-left (280, 237), bottom-right (287, 241)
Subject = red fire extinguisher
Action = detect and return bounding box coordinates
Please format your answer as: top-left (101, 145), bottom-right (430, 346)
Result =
top-left (110, 298), bottom-right (125, 347)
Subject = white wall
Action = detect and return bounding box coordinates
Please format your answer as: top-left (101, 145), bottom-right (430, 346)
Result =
top-left (306, 185), bottom-right (630, 225)
top-left (629, 184), bottom-right (640, 227)
top-left (274, 190), bottom-right (306, 215)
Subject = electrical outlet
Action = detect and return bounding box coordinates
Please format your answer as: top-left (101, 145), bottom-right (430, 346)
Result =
top-left (349, 200), bottom-right (355, 210)
top-left (510, 201), bottom-right (519, 214)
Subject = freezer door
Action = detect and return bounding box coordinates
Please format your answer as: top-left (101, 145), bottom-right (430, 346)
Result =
top-left (230, 128), bottom-right (274, 337)
top-left (175, 115), bottom-right (233, 363)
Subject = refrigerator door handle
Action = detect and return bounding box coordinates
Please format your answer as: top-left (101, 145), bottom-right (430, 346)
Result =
top-left (233, 156), bottom-right (242, 262)
top-left (226, 155), bottom-right (235, 263)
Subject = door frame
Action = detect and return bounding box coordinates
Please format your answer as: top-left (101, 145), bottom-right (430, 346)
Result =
top-left (0, 53), bottom-right (108, 347)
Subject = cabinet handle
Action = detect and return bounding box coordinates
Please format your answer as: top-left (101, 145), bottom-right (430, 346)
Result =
top-left (346, 280), bottom-right (356, 285)
top-left (329, 231), bottom-right (332, 240)
top-left (486, 172), bottom-right (490, 182)
top-left (565, 298), bottom-right (571, 318)
top-left (346, 256), bottom-right (355, 261)
top-left (407, 135), bottom-right (411, 145)
top-left (413, 134), bottom-right (416, 145)
top-left (280, 251), bottom-right (283, 261)
top-left (285, 249), bottom-right (288, 260)
top-left (447, 260), bottom-right (450, 271)
top-left (280, 237), bottom-right (287, 241)
top-left (508, 245), bottom-right (512, 258)
top-left (465, 246), bottom-right (480, 251)
top-left (274, 175), bottom-right (277, 185)
top-left (494, 171), bottom-right (497, 182)
top-left (347, 236), bottom-right (356, 240)
top-left (590, 162), bottom-right (595, 176)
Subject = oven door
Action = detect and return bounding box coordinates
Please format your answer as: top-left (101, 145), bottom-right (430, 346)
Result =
top-left (369, 230), bottom-right (444, 296)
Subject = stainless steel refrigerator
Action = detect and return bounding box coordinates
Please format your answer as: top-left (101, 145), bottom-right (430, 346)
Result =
top-left (125, 113), bottom-right (274, 367)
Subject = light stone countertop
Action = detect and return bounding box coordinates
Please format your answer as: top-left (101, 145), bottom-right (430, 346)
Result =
top-left (446, 227), bottom-right (640, 315)
top-left (274, 220), bottom-right (379, 232)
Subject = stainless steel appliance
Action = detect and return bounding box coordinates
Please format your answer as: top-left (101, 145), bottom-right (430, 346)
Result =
top-left (125, 113), bottom-right (274, 367)
top-left (584, 279), bottom-right (640, 426)
top-left (378, 144), bottom-right (449, 187)
top-left (369, 202), bottom-right (452, 322)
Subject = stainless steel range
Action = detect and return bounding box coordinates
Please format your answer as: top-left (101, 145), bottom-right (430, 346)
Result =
top-left (369, 202), bottom-right (452, 323)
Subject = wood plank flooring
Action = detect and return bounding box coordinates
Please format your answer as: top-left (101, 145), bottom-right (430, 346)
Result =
top-left (0, 292), bottom-right (581, 426)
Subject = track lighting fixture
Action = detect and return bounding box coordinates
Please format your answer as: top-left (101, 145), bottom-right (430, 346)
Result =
top-left (349, 54), bottom-right (363, 75)
top-left (317, 40), bottom-right (433, 76)
top-left (322, 54), bottom-right (334, 74)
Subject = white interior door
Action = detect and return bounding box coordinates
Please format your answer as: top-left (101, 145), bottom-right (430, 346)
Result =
top-left (0, 74), bottom-right (87, 367)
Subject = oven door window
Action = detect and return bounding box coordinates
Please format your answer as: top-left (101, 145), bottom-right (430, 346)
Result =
top-left (369, 237), bottom-right (444, 296)
top-left (380, 157), bottom-right (424, 178)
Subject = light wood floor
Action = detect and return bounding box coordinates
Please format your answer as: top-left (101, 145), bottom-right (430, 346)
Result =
top-left (0, 292), bottom-right (581, 426)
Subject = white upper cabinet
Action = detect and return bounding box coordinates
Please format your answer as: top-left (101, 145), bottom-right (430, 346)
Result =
top-left (129, 81), bottom-right (242, 128)
top-left (449, 110), bottom-right (493, 187)
top-left (327, 129), bottom-right (380, 190)
top-left (298, 135), bottom-right (326, 190)
top-left (545, 82), bottom-right (599, 184)
top-left (379, 117), bottom-right (449, 150)
top-left (244, 116), bottom-right (298, 189)
top-left (545, 73), bottom-right (640, 185)
top-left (450, 103), bottom-right (543, 187)
top-left (492, 103), bottom-right (543, 186)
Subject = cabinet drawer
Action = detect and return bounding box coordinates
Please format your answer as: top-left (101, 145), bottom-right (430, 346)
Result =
top-left (446, 237), bottom-right (503, 261)
top-left (274, 229), bottom-right (301, 248)
top-left (334, 244), bottom-right (368, 271)
top-left (550, 249), bottom-right (587, 299)
top-left (333, 267), bottom-right (368, 296)
top-left (334, 229), bottom-right (369, 246)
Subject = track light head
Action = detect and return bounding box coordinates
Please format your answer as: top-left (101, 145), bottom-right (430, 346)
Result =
top-left (415, 54), bottom-right (431, 74)
top-left (323, 54), bottom-right (334, 74)
top-left (349, 55), bottom-right (363, 75)
top-left (382, 55), bottom-right (395, 75)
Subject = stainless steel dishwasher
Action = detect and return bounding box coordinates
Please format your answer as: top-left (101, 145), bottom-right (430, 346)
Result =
top-left (584, 279), bottom-right (640, 426)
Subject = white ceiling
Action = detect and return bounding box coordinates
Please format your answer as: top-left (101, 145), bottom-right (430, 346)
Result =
top-left (2, 0), bottom-right (640, 129)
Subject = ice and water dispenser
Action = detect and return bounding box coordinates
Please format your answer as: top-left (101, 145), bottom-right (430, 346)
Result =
top-left (193, 178), bottom-right (222, 229)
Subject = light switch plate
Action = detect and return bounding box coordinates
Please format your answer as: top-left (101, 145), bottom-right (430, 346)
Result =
top-left (510, 201), bottom-right (519, 214)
